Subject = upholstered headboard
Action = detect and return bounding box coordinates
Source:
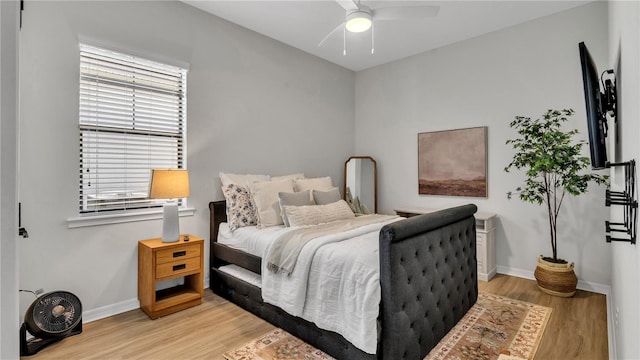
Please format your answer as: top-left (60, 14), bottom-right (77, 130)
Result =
top-left (378, 204), bottom-right (478, 359)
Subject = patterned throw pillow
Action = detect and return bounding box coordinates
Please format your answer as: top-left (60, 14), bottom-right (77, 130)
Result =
top-left (223, 184), bottom-right (258, 231)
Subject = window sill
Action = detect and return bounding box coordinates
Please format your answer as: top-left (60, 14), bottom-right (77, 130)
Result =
top-left (67, 207), bottom-right (196, 228)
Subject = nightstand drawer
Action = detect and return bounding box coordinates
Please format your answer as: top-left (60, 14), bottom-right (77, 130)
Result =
top-left (156, 243), bottom-right (200, 265)
top-left (156, 257), bottom-right (201, 279)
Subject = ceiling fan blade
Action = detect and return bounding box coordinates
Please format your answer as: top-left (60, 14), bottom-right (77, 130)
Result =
top-left (372, 6), bottom-right (440, 20)
top-left (336, 0), bottom-right (359, 11)
top-left (318, 22), bottom-right (346, 47)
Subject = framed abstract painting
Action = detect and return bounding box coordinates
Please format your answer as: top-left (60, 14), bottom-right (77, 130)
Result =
top-left (418, 126), bottom-right (487, 197)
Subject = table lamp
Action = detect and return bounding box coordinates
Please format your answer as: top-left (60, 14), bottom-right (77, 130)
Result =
top-left (149, 169), bottom-right (190, 242)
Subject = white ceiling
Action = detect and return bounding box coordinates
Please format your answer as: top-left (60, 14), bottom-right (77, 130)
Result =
top-left (182, 0), bottom-right (591, 71)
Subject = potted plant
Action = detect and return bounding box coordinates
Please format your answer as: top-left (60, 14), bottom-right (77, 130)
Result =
top-left (504, 108), bottom-right (607, 297)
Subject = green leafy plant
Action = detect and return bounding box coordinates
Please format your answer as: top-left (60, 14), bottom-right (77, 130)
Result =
top-left (504, 109), bottom-right (608, 263)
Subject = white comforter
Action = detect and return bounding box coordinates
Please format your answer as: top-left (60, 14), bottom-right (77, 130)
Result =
top-left (261, 216), bottom-right (401, 354)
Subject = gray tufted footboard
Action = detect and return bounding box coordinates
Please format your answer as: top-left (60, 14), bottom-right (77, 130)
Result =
top-left (379, 204), bottom-right (478, 359)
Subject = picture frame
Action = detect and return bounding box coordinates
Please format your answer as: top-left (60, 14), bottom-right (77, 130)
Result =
top-left (418, 126), bottom-right (487, 197)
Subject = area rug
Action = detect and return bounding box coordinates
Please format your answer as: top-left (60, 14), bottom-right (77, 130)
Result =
top-left (223, 328), bottom-right (334, 360)
top-left (425, 293), bottom-right (552, 360)
top-left (224, 293), bottom-right (551, 360)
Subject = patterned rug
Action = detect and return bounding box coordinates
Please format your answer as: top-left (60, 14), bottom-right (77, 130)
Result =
top-left (223, 328), bottom-right (334, 360)
top-left (425, 293), bottom-right (552, 360)
top-left (224, 293), bottom-right (552, 360)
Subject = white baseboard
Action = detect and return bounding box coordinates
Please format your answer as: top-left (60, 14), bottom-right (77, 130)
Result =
top-left (496, 265), bottom-right (534, 281)
top-left (83, 298), bottom-right (140, 323)
top-left (495, 265), bottom-right (610, 295)
top-left (478, 268), bottom-right (497, 282)
top-left (606, 288), bottom-right (616, 360)
top-left (496, 265), bottom-right (614, 360)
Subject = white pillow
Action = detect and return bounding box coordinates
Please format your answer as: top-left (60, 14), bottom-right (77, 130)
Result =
top-left (271, 173), bottom-right (305, 182)
top-left (220, 172), bottom-right (270, 187)
top-left (293, 176), bottom-right (333, 192)
top-left (283, 200), bottom-right (355, 227)
top-left (248, 179), bottom-right (295, 228)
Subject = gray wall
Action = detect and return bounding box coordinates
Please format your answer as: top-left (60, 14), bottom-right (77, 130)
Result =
top-left (1, 1), bottom-right (20, 358)
top-left (18, 1), bottom-right (354, 318)
top-left (354, 2), bottom-right (611, 287)
top-left (609, 1), bottom-right (640, 358)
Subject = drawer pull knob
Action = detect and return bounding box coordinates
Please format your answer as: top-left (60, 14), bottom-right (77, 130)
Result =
top-left (173, 264), bottom-right (186, 271)
top-left (173, 251), bottom-right (186, 257)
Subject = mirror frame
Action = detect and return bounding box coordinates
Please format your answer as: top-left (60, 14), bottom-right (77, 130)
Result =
top-left (343, 156), bottom-right (377, 214)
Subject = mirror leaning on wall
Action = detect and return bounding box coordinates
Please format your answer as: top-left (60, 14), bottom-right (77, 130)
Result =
top-left (343, 156), bottom-right (377, 215)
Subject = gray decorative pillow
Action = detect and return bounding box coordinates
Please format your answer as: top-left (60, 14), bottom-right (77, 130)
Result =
top-left (278, 190), bottom-right (315, 227)
top-left (284, 200), bottom-right (355, 227)
top-left (222, 184), bottom-right (258, 232)
top-left (313, 187), bottom-right (341, 205)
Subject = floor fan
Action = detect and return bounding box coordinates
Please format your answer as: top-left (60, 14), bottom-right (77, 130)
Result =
top-left (20, 290), bottom-right (83, 356)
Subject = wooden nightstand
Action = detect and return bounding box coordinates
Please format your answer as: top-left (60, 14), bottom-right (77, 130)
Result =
top-left (138, 235), bottom-right (204, 319)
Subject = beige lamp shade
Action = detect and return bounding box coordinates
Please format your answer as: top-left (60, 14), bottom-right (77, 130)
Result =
top-left (149, 169), bottom-right (190, 199)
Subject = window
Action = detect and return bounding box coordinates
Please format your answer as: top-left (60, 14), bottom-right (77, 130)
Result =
top-left (78, 44), bottom-right (187, 214)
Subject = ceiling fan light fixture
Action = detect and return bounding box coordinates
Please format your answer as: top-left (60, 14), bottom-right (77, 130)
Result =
top-left (345, 10), bottom-right (372, 33)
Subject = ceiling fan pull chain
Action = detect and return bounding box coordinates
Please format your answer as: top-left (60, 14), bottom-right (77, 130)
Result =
top-left (343, 27), bottom-right (347, 56)
top-left (371, 23), bottom-right (375, 54)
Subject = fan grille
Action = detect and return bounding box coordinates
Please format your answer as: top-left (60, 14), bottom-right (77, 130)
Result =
top-left (31, 292), bottom-right (82, 334)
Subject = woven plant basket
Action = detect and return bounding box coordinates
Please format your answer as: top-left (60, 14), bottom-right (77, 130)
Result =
top-left (534, 255), bottom-right (578, 297)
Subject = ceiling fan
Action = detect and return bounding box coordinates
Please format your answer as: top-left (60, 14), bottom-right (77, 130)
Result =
top-left (318, 0), bottom-right (440, 54)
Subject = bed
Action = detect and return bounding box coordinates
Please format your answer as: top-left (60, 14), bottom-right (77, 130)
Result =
top-left (209, 200), bottom-right (478, 359)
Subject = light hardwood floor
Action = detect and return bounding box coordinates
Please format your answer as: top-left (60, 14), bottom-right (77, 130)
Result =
top-left (23, 274), bottom-right (608, 360)
top-left (479, 275), bottom-right (608, 360)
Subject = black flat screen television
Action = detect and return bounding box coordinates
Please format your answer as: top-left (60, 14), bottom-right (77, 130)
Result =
top-left (579, 41), bottom-right (610, 170)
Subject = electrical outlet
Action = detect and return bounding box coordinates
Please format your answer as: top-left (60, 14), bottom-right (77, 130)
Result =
top-left (615, 307), bottom-right (620, 326)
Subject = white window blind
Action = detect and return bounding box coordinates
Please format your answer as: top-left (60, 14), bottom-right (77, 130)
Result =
top-left (79, 44), bottom-right (187, 213)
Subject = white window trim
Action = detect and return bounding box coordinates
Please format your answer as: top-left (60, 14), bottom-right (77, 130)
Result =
top-left (67, 206), bottom-right (195, 229)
